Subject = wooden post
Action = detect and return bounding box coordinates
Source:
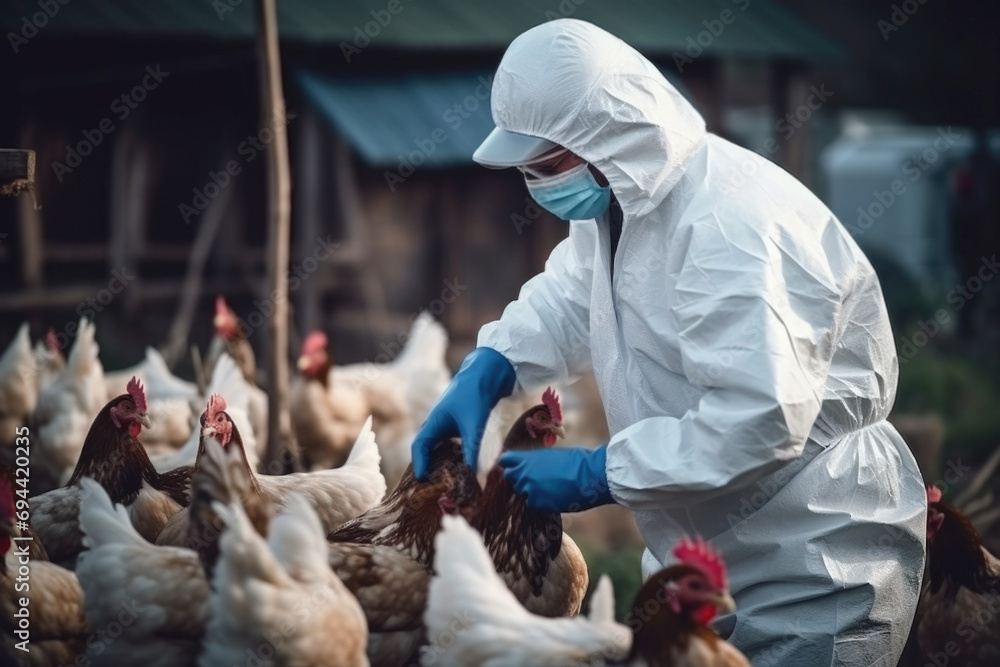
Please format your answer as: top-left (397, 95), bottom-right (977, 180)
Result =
top-left (256, 0), bottom-right (299, 471)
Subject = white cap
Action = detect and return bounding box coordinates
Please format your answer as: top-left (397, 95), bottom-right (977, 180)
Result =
top-left (472, 127), bottom-right (562, 169)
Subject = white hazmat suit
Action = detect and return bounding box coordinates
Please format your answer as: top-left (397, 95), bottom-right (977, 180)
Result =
top-left (478, 19), bottom-right (926, 666)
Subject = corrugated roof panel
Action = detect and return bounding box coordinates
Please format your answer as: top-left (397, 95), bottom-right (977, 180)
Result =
top-left (2, 0), bottom-right (844, 61)
top-left (297, 69), bottom-right (496, 168)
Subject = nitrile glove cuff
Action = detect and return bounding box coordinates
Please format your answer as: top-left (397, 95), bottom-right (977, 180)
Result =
top-left (460, 347), bottom-right (516, 404)
top-left (582, 445), bottom-right (613, 507)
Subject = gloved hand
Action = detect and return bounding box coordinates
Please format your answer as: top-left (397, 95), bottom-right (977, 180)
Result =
top-left (498, 445), bottom-right (614, 513)
top-left (411, 347), bottom-right (516, 480)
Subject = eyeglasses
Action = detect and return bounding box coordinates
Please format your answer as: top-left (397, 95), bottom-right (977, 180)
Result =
top-left (517, 147), bottom-right (574, 180)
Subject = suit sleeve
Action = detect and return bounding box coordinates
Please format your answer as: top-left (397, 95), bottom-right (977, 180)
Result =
top-left (477, 222), bottom-right (597, 393)
top-left (606, 217), bottom-right (837, 511)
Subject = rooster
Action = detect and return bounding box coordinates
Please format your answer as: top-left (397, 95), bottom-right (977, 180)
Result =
top-left (292, 311), bottom-right (451, 486)
top-left (33, 319), bottom-right (107, 487)
top-left (160, 395), bottom-right (383, 540)
top-left (0, 324), bottom-right (38, 443)
top-left (200, 494), bottom-right (369, 667)
top-left (30, 377), bottom-right (190, 564)
top-left (1, 470), bottom-right (90, 667)
top-left (908, 485), bottom-right (1000, 665)
top-left (475, 387), bottom-right (589, 617)
top-left (76, 477), bottom-right (209, 667)
top-left (205, 296), bottom-right (269, 458)
top-left (424, 516), bottom-right (748, 666)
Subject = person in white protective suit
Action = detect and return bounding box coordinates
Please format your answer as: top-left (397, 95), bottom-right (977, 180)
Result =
top-left (410, 18), bottom-right (927, 666)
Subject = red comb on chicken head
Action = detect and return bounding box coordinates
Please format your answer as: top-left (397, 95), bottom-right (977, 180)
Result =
top-left (297, 331), bottom-right (329, 377)
top-left (524, 387), bottom-right (566, 447)
top-left (110, 376), bottom-right (149, 439)
top-left (203, 393), bottom-right (233, 447)
top-left (671, 537), bottom-right (733, 625)
top-left (214, 296), bottom-right (239, 339)
top-left (927, 485), bottom-right (945, 540)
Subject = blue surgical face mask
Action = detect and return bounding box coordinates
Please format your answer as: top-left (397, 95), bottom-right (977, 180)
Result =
top-left (524, 163), bottom-right (611, 221)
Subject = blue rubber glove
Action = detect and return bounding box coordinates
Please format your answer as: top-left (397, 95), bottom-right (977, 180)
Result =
top-left (411, 347), bottom-right (516, 480)
top-left (498, 445), bottom-right (614, 513)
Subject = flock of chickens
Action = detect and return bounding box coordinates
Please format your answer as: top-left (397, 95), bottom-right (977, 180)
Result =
top-left (0, 296), bottom-right (998, 666)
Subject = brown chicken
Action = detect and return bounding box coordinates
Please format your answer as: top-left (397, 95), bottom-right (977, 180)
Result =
top-left (327, 438), bottom-right (479, 666)
top-left (475, 387), bottom-right (589, 617)
top-left (30, 378), bottom-right (191, 565)
top-left (156, 394), bottom-right (271, 569)
top-left (907, 485), bottom-right (1000, 666)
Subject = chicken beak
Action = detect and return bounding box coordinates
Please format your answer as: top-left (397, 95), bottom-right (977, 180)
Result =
top-left (297, 355), bottom-right (310, 371)
top-left (139, 414), bottom-right (152, 429)
top-left (712, 592), bottom-right (737, 614)
top-left (554, 423), bottom-right (567, 439)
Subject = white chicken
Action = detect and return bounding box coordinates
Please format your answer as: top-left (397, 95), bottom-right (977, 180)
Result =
top-left (75, 477), bottom-right (209, 667)
top-left (34, 318), bottom-right (106, 486)
top-left (422, 515), bottom-right (630, 667)
top-left (292, 311), bottom-right (450, 487)
top-left (158, 395), bottom-right (384, 541)
top-left (200, 494), bottom-right (369, 667)
top-left (103, 346), bottom-right (200, 402)
top-left (0, 323), bottom-right (38, 441)
top-left (33, 328), bottom-right (67, 394)
top-left (151, 353), bottom-right (258, 473)
top-left (424, 516), bottom-right (749, 667)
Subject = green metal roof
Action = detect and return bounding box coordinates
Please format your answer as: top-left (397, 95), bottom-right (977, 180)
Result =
top-left (297, 69), bottom-right (497, 168)
top-left (2, 0), bottom-right (844, 61)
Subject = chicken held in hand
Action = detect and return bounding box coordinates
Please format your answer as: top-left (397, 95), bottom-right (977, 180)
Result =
top-left (475, 387), bottom-right (588, 617)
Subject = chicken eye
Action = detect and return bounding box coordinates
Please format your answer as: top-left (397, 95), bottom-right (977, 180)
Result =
top-left (123, 402), bottom-right (133, 412)
top-left (689, 579), bottom-right (704, 591)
